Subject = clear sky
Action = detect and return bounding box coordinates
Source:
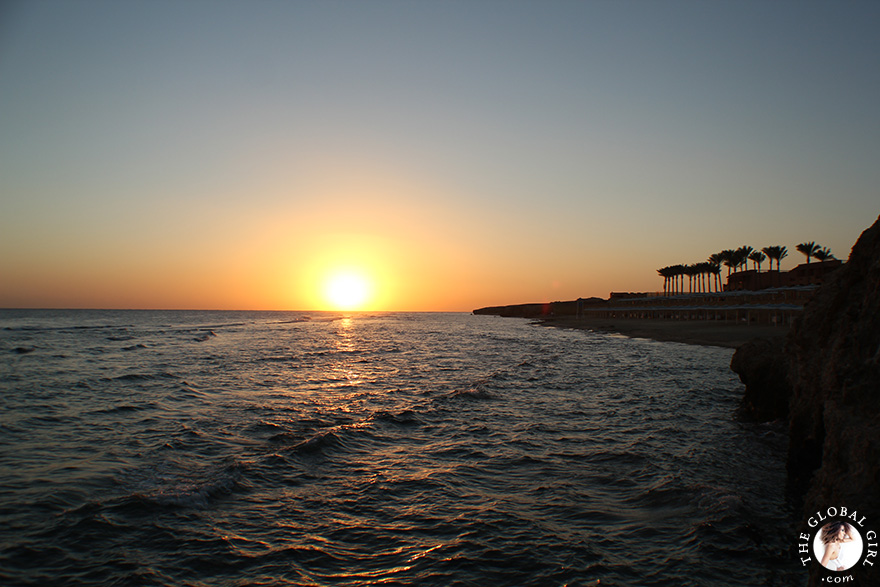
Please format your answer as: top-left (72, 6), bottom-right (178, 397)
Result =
top-left (2, 0), bottom-right (878, 311)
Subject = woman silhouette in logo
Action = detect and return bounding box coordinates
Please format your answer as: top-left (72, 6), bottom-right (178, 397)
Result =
top-left (820, 521), bottom-right (855, 571)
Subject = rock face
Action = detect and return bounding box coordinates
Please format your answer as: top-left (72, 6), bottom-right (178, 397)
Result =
top-left (786, 215), bottom-right (880, 585)
top-left (729, 337), bottom-right (790, 422)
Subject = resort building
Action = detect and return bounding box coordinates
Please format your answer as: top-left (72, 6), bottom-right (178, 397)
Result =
top-left (477, 260), bottom-right (845, 328)
top-left (589, 288), bottom-right (813, 326)
top-left (725, 260), bottom-right (842, 291)
top-left (580, 260), bottom-right (845, 326)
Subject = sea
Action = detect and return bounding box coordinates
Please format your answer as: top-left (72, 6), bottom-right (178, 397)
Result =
top-left (0, 310), bottom-right (801, 586)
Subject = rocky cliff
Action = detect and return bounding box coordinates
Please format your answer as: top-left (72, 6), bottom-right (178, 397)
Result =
top-left (730, 336), bottom-right (790, 422)
top-left (786, 215), bottom-right (880, 585)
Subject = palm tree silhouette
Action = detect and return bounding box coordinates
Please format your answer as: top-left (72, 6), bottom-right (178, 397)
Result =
top-left (658, 266), bottom-right (672, 295)
top-left (762, 245), bottom-right (788, 271)
top-left (720, 249), bottom-right (737, 277)
top-left (708, 254), bottom-right (723, 291)
top-left (674, 264), bottom-right (687, 294)
top-left (736, 246), bottom-right (754, 272)
top-left (813, 247), bottom-right (835, 262)
top-left (796, 242), bottom-right (820, 264)
top-left (664, 265), bottom-right (675, 294)
top-left (710, 262), bottom-right (721, 292)
top-left (748, 250), bottom-right (766, 272)
top-left (776, 246), bottom-right (788, 270)
top-left (658, 242), bottom-right (825, 295)
top-left (693, 263), bottom-right (705, 293)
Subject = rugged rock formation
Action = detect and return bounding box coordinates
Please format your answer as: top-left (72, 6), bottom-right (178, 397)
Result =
top-left (730, 336), bottom-right (790, 422)
top-left (786, 215), bottom-right (880, 585)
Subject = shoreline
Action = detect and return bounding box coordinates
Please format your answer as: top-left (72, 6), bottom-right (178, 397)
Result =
top-left (534, 316), bottom-right (787, 348)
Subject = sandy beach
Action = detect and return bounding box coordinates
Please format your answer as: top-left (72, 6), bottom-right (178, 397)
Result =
top-left (536, 316), bottom-right (788, 348)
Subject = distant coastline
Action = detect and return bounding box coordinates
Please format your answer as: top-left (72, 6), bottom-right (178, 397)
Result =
top-left (473, 294), bottom-right (796, 349)
top-left (473, 255), bottom-right (846, 349)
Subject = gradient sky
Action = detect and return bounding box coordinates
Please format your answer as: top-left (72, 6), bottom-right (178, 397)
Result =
top-left (2, 0), bottom-right (878, 311)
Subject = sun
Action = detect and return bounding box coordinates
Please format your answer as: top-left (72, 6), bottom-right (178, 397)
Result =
top-left (323, 270), bottom-right (372, 311)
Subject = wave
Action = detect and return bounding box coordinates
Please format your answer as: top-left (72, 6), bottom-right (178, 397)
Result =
top-left (290, 429), bottom-right (343, 455)
top-left (105, 371), bottom-right (178, 382)
top-left (448, 387), bottom-right (496, 400)
top-left (88, 404), bottom-right (143, 415)
top-left (165, 322), bottom-right (248, 330)
top-left (265, 408), bottom-right (423, 460)
top-left (255, 355), bottom-right (295, 363)
top-left (268, 431), bottom-right (303, 444)
top-left (141, 473), bottom-right (240, 509)
top-left (2, 324), bottom-right (123, 332)
top-left (121, 343), bottom-right (147, 351)
top-left (443, 368), bottom-right (514, 401)
top-left (371, 409), bottom-right (422, 426)
top-left (270, 317), bottom-right (312, 324)
top-left (114, 460), bottom-right (246, 511)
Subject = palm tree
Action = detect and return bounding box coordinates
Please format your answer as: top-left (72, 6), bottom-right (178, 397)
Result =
top-left (813, 247), bottom-right (835, 262)
top-left (658, 266), bottom-right (673, 295)
top-left (775, 246), bottom-right (788, 271)
top-left (720, 249), bottom-right (737, 277)
top-left (676, 264), bottom-right (687, 294)
top-left (708, 254), bottom-right (723, 291)
top-left (708, 262), bottom-right (721, 292)
top-left (673, 265), bottom-right (682, 294)
top-left (729, 249), bottom-right (739, 272)
top-left (762, 245), bottom-right (788, 271)
top-left (692, 263), bottom-right (704, 293)
top-left (748, 250), bottom-right (766, 272)
top-left (762, 246), bottom-right (778, 271)
top-left (684, 264), bottom-right (695, 293)
top-left (736, 246), bottom-right (754, 272)
top-left (797, 242), bottom-right (821, 264)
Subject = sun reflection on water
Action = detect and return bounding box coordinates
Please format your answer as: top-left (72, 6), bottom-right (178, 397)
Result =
top-left (330, 317), bottom-right (362, 390)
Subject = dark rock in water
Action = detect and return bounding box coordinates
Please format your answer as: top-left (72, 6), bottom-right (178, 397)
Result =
top-left (786, 215), bottom-right (880, 585)
top-left (12, 346), bottom-right (35, 354)
top-left (730, 337), bottom-right (790, 422)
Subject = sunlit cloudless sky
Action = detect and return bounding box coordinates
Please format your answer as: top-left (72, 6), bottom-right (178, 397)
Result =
top-left (2, 0), bottom-right (878, 310)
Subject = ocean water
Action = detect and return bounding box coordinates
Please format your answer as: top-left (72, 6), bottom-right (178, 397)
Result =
top-left (0, 310), bottom-right (800, 586)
